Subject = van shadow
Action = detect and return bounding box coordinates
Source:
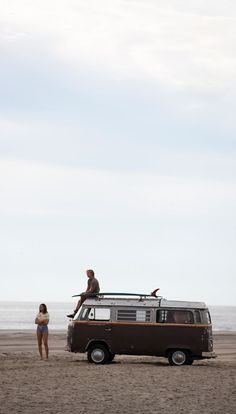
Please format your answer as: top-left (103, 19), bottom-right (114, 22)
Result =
top-left (70, 358), bottom-right (168, 366)
top-left (70, 358), bottom-right (217, 368)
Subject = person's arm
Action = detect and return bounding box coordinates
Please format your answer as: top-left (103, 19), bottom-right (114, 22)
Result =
top-left (35, 314), bottom-right (49, 325)
top-left (35, 317), bottom-right (45, 325)
top-left (80, 279), bottom-right (94, 296)
top-left (87, 279), bottom-right (97, 293)
top-left (85, 279), bottom-right (90, 293)
top-left (40, 314), bottom-right (49, 325)
top-left (37, 319), bottom-right (48, 325)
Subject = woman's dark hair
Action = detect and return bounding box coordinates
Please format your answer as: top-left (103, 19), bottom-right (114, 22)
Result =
top-left (39, 303), bottom-right (47, 314)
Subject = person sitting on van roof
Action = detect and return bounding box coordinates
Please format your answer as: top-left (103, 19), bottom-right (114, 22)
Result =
top-left (67, 269), bottom-right (100, 318)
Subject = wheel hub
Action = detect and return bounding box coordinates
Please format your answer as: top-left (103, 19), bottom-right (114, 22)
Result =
top-left (91, 348), bottom-right (105, 363)
top-left (172, 351), bottom-right (186, 365)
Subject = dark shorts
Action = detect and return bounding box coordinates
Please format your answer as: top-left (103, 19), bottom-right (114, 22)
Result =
top-left (37, 325), bottom-right (48, 334)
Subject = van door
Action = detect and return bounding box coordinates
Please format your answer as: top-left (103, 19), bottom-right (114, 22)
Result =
top-left (111, 308), bottom-right (155, 355)
top-left (86, 307), bottom-right (112, 349)
top-left (73, 307), bottom-right (112, 352)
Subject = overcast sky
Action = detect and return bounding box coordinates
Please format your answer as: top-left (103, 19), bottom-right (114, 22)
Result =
top-left (0, 0), bottom-right (236, 305)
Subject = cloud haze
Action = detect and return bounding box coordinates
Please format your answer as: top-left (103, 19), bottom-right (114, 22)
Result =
top-left (0, 1), bottom-right (235, 305)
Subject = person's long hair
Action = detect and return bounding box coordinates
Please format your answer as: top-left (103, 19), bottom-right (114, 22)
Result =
top-left (39, 303), bottom-right (47, 314)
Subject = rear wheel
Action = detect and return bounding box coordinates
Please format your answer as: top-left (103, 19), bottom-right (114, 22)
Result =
top-left (168, 350), bottom-right (191, 366)
top-left (87, 344), bottom-right (110, 364)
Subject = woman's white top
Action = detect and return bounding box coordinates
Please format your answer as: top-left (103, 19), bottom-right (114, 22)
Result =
top-left (36, 312), bottom-right (49, 323)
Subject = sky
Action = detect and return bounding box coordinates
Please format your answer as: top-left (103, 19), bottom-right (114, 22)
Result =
top-left (0, 0), bottom-right (236, 305)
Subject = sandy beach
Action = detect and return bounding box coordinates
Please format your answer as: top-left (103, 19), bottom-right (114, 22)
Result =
top-left (0, 331), bottom-right (235, 414)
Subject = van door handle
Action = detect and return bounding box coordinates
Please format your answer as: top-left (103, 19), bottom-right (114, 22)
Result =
top-left (105, 328), bottom-right (111, 332)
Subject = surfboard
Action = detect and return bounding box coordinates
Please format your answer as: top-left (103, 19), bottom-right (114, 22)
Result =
top-left (72, 290), bottom-right (160, 298)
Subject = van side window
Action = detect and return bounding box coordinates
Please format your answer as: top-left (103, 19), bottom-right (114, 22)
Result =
top-left (88, 308), bottom-right (111, 321)
top-left (117, 309), bottom-right (151, 322)
top-left (194, 310), bottom-right (201, 323)
top-left (156, 310), bottom-right (193, 324)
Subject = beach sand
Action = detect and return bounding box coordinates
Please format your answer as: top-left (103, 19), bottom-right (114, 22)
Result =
top-left (0, 331), bottom-right (235, 414)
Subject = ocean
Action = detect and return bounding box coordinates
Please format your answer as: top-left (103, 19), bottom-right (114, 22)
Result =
top-left (0, 301), bottom-right (236, 331)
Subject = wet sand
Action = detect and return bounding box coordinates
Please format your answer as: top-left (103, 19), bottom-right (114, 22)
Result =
top-left (0, 331), bottom-right (235, 414)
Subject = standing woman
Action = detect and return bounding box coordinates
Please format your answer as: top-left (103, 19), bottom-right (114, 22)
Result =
top-left (35, 304), bottom-right (49, 360)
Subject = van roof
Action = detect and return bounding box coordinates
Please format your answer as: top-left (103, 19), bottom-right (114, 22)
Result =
top-left (83, 296), bottom-right (207, 309)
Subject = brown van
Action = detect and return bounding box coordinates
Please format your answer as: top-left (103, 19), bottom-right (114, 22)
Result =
top-left (67, 294), bottom-right (216, 366)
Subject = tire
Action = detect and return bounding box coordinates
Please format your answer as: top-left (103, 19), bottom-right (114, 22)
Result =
top-left (87, 344), bottom-right (110, 364)
top-left (108, 353), bottom-right (115, 362)
top-left (168, 350), bottom-right (191, 366)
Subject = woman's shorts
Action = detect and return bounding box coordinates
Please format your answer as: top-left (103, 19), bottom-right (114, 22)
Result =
top-left (37, 325), bottom-right (48, 334)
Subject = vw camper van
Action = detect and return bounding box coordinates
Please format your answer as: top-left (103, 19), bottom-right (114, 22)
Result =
top-left (67, 293), bottom-right (215, 366)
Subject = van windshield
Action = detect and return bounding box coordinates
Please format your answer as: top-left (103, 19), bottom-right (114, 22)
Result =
top-left (201, 310), bottom-right (211, 324)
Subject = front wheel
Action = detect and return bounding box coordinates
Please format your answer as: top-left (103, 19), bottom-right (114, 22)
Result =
top-left (168, 350), bottom-right (191, 366)
top-left (87, 344), bottom-right (110, 364)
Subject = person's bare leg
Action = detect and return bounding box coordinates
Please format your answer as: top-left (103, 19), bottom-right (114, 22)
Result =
top-left (75, 298), bottom-right (82, 312)
top-left (42, 331), bottom-right (49, 359)
top-left (37, 331), bottom-right (43, 359)
top-left (67, 295), bottom-right (88, 317)
top-left (75, 295), bottom-right (87, 312)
